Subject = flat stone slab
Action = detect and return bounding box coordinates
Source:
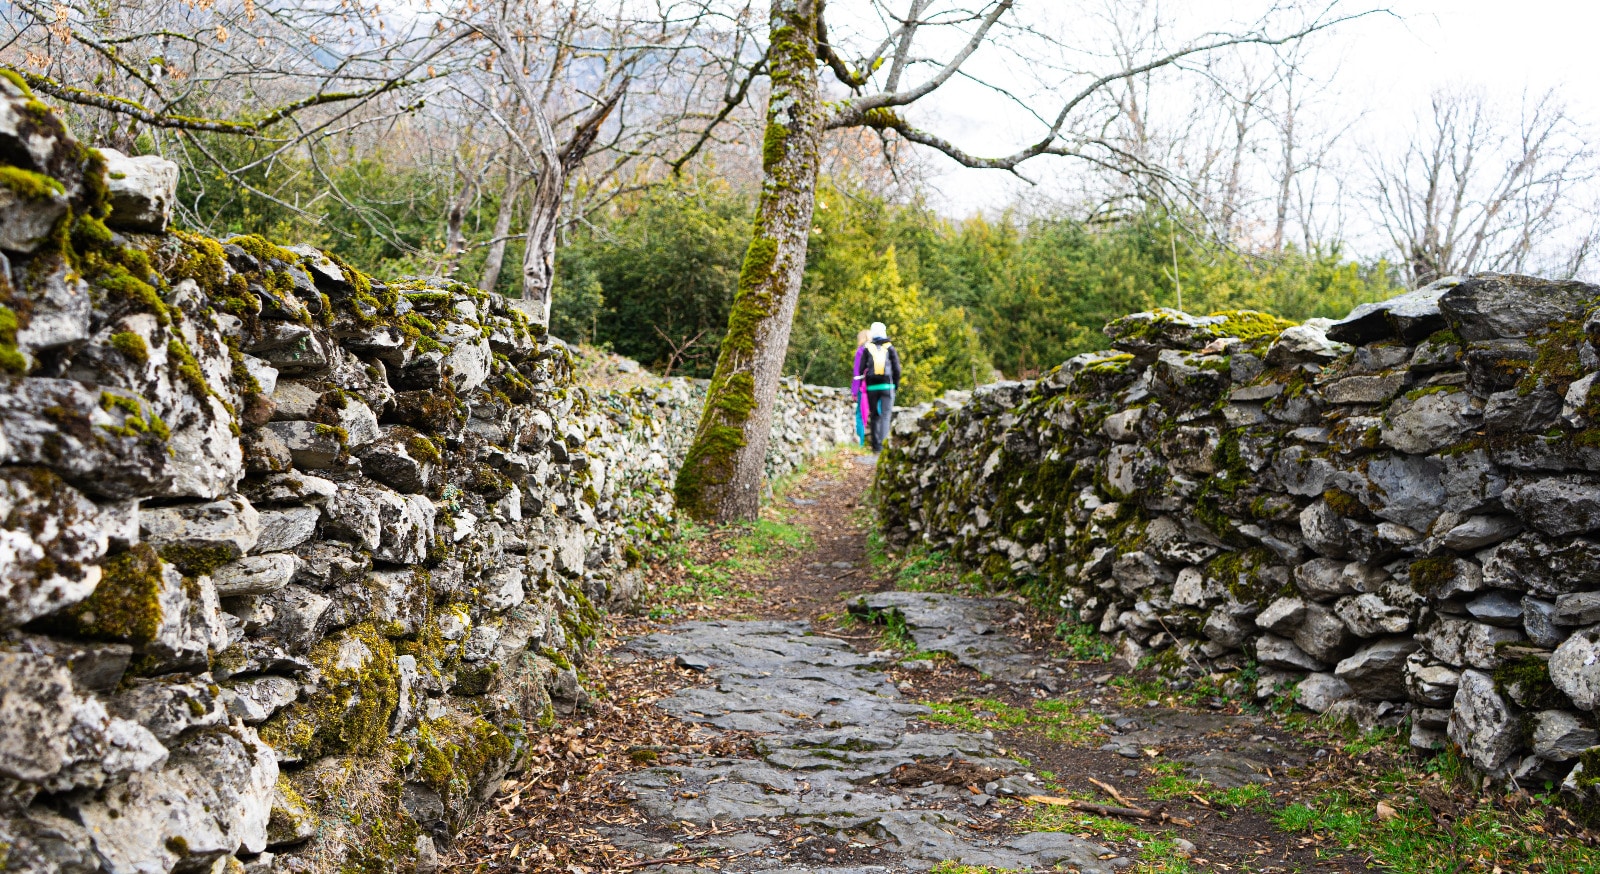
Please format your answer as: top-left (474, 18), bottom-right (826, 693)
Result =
top-left (851, 592), bottom-right (1042, 683)
top-left (620, 617), bottom-right (1129, 872)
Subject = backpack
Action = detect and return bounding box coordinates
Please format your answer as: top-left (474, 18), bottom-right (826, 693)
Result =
top-left (866, 341), bottom-right (892, 376)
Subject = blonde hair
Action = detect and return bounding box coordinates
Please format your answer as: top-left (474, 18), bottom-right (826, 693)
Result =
top-left (856, 329), bottom-right (871, 346)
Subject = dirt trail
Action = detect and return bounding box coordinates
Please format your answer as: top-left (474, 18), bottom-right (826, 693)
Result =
top-left (451, 453), bottom-right (1373, 873)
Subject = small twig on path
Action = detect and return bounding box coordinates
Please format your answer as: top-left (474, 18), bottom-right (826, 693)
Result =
top-left (617, 852), bottom-right (728, 869)
top-left (1088, 777), bottom-right (1136, 809)
top-left (1026, 794), bottom-right (1155, 820)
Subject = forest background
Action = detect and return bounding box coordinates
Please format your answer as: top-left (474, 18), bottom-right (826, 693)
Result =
top-left (163, 137), bottom-right (1402, 404)
top-left (18, 0), bottom-right (1599, 404)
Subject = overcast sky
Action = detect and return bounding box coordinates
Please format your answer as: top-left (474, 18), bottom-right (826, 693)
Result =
top-left (909, 0), bottom-right (1600, 259)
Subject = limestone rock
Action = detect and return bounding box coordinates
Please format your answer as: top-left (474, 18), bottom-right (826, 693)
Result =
top-left (358, 426), bottom-right (440, 495)
top-left (0, 379), bottom-right (180, 499)
top-left (1502, 476), bottom-right (1600, 537)
top-left (1419, 617), bottom-right (1524, 670)
top-left (1296, 673), bottom-right (1353, 713)
top-left (0, 177), bottom-right (67, 253)
top-left (1299, 502), bottom-right (1350, 558)
top-left (1523, 597), bottom-right (1568, 648)
top-left (1326, 280), bottom-right (1454, 344)
top-left (1334, 593), bottom-right (1411, 637)
top-left (110, 677), bottom-right (227, 742)
top-left (1484, 534), bottom-right (1600, 596)
top-left (0, 469), bottom-right (112, 628)
top-left (1295, 558), bottom-right (1354, 601)
top-left (1381, 390), bottom-right (1476, 456)
top-left (0, 807), bottom-right (101, 873)
top-left (336, 397), bottom-right (381, 448)
top-left (1266, 320), bottom-right (1347, 366)
top-left (213, 554), bottom-right (300, 597)
top-left (1323, 373), bottom-right (1405, 405)
top-left (1464, 591), bottom-right (1523, 627)
top-left (223, 676), bottom-right (299, 725)
top-left (242, 472), bottom-right (337, 506)
top-left (1293, 602), bottom-right (1352, 664)
top-left (1437, 515), bottom-right (1521, 551)
top-left (141, 495), bottom-right (260, 564)
top-left (1256, 597), bottom-right (1307, 635)
top-left (1438, 273), bottom-right (1599, 341)
top-left (260, 420), bottom-right (345, 470)
top-left (1485, 388), bottom-right (1562, 433)
top-left (1404, 652), bottom-right (1460, 707)
top-left (1556, 592), bottom-right (1600, 627)
top-left (1334, 638), bottom-right (1418, 700)
top-left (0, 652), bottom-right (76, 782)
top-left (1193, 610), bottom-right (1242, 649)
top-left (1256, 634), bottom-right (1326, 671)
top-left (253, 507), bottom-right (321, 554)
top-left (261, 586), bottom-right (333, 654)
top-left (1532, 710), bottom-right (1597, 762)
top-left (14, 259), bottom-right (90, 354)
top-left (267, 780), bottom-right (316, 848)
top-left (1354, 455), bottom-right (1446, 532)
top-left (446, 335), bottom-right (493, 393)
top-left (99, 147), bottom-right (179, 232)
top-left (76, 728), bottom-right (278, 871)
top-left (1103, 309), bottom-right (1225, 355)
top-left (1551, 627), bottom-right (1600, 710)
top-left (1448, 669), bottom-right (1520, 774)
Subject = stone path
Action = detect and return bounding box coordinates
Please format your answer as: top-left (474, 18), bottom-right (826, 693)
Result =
top-left (851, 593), bottom-right (1304, 792)
top-left (457, 455), bottom-right (1366, 873)
top-left (609, 615), bottom-right (1130, 873)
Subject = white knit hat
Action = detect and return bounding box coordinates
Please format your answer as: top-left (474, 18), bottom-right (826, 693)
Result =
top-left (869, 322), bottom-right (888, 340)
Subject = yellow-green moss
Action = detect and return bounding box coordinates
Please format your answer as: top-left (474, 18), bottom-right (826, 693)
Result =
top-left (0, 305), bottom-right (25, 374)
top-left (157, 544), bottom-right (235, 576)
top-left (0, 67), bottom-right (33, 96)
top-left (1492, 655), bottom-right (1565, 710)
top-left (1321, 488), bottom-right (1369, 519)
top-left (108, 330), bottom-right (149, 364)
top-left (1408, 556), bottom-right (1456, 598)
top-left (55, 544), bottom-right (166, 643)
top-left (412, 714), bottom-right (514, 805)
top-left (406, 434), bottom-right (442, 466)
top-left (227, 233), bottom-right (298, 265)
top-left (0, 166), bottom-right (64, 200)
top-left (1211, 310), bottom-right (1297, 342)
top-left (258, 623), bottom-right (400, 760)
top-left (167, 231), bottom-right (229, 294)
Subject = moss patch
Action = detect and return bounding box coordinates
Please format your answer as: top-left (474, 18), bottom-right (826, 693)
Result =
top-left (52, 544), bottom-right (166, 643)
top-left (258, 623), bottom-right (400, 760)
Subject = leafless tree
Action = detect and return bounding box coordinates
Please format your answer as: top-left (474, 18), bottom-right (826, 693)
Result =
top-left (1371, 87), bottom-right (1599, 287)
top-left (672, 0), bottom-right (1378, 524)
top-left (428, 0), bottom-right (764, 326)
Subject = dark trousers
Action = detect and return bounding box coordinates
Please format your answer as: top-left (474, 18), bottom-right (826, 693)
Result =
top-left (866, 388), bottom-right (895, 451)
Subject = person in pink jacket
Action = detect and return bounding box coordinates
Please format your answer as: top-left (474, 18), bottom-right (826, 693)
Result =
top-left (851, 328), bottom-right (870, 445)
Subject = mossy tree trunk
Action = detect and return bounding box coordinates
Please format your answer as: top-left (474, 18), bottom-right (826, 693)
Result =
top-left (673, 0), bottom-right (822, 523)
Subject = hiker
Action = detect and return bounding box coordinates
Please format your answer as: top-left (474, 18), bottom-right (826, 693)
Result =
top-left (857, 322), bottom-right (900, 452)
top-left (851, 328), bottom-right (871, 446)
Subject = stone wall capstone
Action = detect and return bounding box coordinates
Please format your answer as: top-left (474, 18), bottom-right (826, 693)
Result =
top-left (0, 85), bottom-right (851, 874)
top-left (877, 278), bottom-right (1600, 798)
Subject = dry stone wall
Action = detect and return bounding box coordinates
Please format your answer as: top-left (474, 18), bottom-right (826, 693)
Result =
top-left (0, 85), bottom-right (850, 874)
top-left (877, 276), bottom-right (1600, 798)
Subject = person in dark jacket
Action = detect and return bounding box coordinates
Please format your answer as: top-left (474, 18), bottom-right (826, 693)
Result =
top-left (856, 321), bottom-right (900, 452)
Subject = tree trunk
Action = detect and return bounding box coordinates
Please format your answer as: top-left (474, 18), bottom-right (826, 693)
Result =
top-left (518, 127), bottom-right (564, 330)
top-left (440, 170), bottom-right (475, 278)
top-left (478, 167), bottom-right (523, 294)
top-left (673, 0), bottom-right (822, 523)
